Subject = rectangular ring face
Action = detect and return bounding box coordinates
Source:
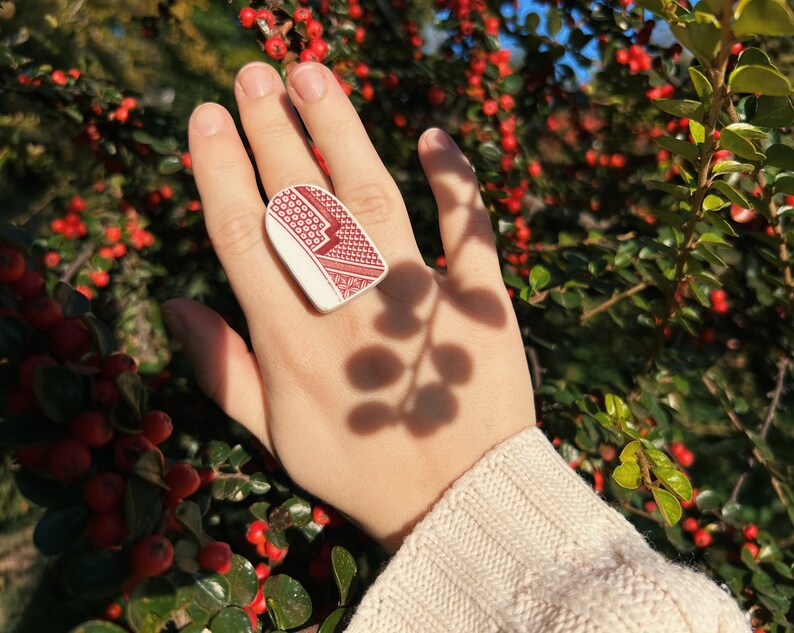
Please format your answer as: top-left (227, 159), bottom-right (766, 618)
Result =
top-left (265, 184), bottom-right (389, 313)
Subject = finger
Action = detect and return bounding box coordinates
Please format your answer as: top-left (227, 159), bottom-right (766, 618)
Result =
top-left (188, 102), bottom-right (314, 321)
top-left (285, 63), bottom-right (422, 267)
top-left (418, 129), bottom-right (501, 287)
top-left (235, 62), bottom-right (330, 197)
top-left (162, 299), bottom-right (270, 450)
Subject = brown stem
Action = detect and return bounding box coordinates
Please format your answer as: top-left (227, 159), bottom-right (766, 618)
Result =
top-left (59, 243), bottom-right (94, 284)
top-left (643, 7), bottom-right (736, 373)
top-left (581, 281), bottom-right (649, 323)
top-left (702, 374), bottom-right (792, 520)
top-left (617, 501), bottom-right (667, 526)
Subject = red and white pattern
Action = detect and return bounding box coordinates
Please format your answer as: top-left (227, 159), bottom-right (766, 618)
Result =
top-left (266, 185), bottom-right (388, 309)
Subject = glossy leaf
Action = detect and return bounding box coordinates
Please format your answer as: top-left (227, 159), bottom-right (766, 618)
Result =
top-left (265, 575), bottom-right (312, 630)
top-left (210, 607), bottom-right (253, 633)
top-left (116, 371), bottom-right (147, 420)
top-left (765, 144), bottom-right (794, 170)
top-left (728, 65), bottom-right (794, 97)
top-left (529, 265), bottom-right (551, 291)
top-left (654, 137), bottom-right (699, 164)
top-left (712, 160), bottom-right (754, 175)
top-left (331, 546), bottom-right (358, 606)
top-left (619, 440), bottom-right (642, 463)
top-left (711, 180), bottom-right (752, 208)
top-left (194, 573), bottom-right (231, 612)
top-left (734, 0), bottom-right (794, 36)
top-left (654, 99), bottom-right (703, 118)
top-left (33, 365), bottom-right (86, 424)
top-left (124, 477), bottom-right (163, 540)
top-left (654, 467), bottom-right (693, 501)
top-left (752, 95), bottom-right (794, 127)
top-left (33, 506), bottom-right (88, 555)
top-left (227, 555), bottom-right (258, 607)
top-left (126, 577), bottom-right (177, 633)
top-left (53, 281), bottom-right (91, 318)
top-left (688, 66), bottom-right (712, 98)
top-left (719, 128), bottom-right (765, 161)
top-left (652, 487), bottom-right (683, 525)
top-left (613, 462), bottom-right (642, 489)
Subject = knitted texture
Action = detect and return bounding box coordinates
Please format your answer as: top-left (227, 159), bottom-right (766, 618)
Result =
top-left (345, 427), bottom-right (749, 632)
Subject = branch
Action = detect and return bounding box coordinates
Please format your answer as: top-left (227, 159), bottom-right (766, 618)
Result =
top-left (580, 281), bottom-right (649, 323)
top-left (617, 501), bottom-right (667, 526)
top-left (59, 243), bottom-right (94, 284)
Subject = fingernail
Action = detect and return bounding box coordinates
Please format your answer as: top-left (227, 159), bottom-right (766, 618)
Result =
top-left (162, 307), bottom-right (188, 343)
top-left (290, 64), bottom-right (327, 103)
top-left (425, 129), bottom-right (452, 150)
top-left (238, 63), bottom-right (273, 99)
top-left (192, 104), bottom-right (225, 136)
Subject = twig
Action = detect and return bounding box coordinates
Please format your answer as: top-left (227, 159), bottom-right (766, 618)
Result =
top-left (580, 281), bottom-right (649, 323)
top-left (17, 183), bottom-right (68, 226)
top-left (525, 344), bottom-right (543, 389)
top-left (617, 501), bottom-right (667, 526)
top-left (59, 243), bottom-right (94, 284)
top-left (703, 374), bottom-right (792, 520)
top-left (728, 356), bottom-right (789, 503)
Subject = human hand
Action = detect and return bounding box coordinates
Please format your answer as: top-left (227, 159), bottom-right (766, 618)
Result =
top-left (163, 61), bottom-right (535, 552)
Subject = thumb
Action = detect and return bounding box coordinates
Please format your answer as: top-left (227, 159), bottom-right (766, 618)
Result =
top-left (162, 298), bottom-right (268, 445)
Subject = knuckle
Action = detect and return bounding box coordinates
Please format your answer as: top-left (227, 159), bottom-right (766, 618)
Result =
top-left (344, 180), bottom-right (399, 230)
top-left (209, 206), bottom-right (265, 256)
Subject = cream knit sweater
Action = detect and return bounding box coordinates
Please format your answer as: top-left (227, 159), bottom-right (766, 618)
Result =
top-left (345, 427), bottom-right (749, 632)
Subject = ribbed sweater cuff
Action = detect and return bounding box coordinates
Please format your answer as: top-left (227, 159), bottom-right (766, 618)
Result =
top-left (345, 427), bottom-right (748, 633)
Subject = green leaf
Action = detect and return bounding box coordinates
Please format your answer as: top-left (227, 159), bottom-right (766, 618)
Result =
top-left (671, 16), bottom-right (721, 64)
top-left (228, 444), bottom-right (252, 470)
top-left (695, 490), bottom-right (721, 510)
top-left (501, 74), bottom-right (522, 95)
top-left (644, 447), bottom-right (674, 468)
top-left (698, 232), bottom-right (731, 246)
top-left (652, 487), bottom-right (683, 525)
top-left (478, 141), bottom-right (502, 162)
top-left (33, 365), bottom-right (86, 424)
top-left (729, 65), bottom-right (794, 97)
top-left (613, 462), bottom-right (642, 489)
top-left (174, 501), bottom-right (207, 544)
top-left (318, 608), bottom-right (346, 633)
top-left (157, 155), bottom-right (183, 175)
top-left (331, 546), bottom-right (357, 606)
top-left (283, 497), bottom-right (312, 527)
top-left (127, 577), bottom-right (177, 633)
top-left (654, 467), bottom-right (693, 501)
top-left (605, 394), bottom-right (631, 422)
top-left (70, 623), bottom-right (129, 633)
top-left (711, 180), bottom-right (752, 207)
top-left (249, 472), bottom-right (271, 495)
top-left (194, 573), bottom-right (231, 612)
top-left (174, 539), bottom-right (200, 574)
top-left (713, 160), bottom-right (754, 174)
top-left (654, 99), bottom-right (704, 118)
top-left (32, 506), bottom-right (88, 555)
top-left (529, 265), bottom-right (551, 291)
top-left (133, 450), bottom-right (167, 489)
top-left (766, 144), bottom-right (794, 170)
top-left (619, 440), bottom-right (642, 463)
top-left (654, 136), bottom-right (700, 164)
top-left (737, 47), bottom-right (774, 68)
top-left (53, 282), bottom-right (91, 318)
top-left (703, 194), bottom-right (728, 211)
top-left (734, 0), bottom-right (794, 36)
top-left (227, 555), bottom-right (258, 607)
top-left (689, 119), bottom-right (705, 144)
top-left (125, 477), bottom-right (163, 540)
top-left (249, 501), bottom-right (271, 522)
top-left (208, 441), bottom-right (231, 466)
top-left (724, 122), bottom-right (769, 141)
top-left (719, 128), bottom-right (765, 161)
top-left (688, 66), bottom-right (713, 98)
top-left (264, 575), bottom-right (312, 630)
top-left (210, 607), bottom-right (254, 633)
top-left (752, 96), bottom-right (794, 127)
top-left (82, 313), bottom-right (114, 360)
top-left (116, 371), bottom-right (147, 420)
top-left (774, 174), bottom-right (794, 194)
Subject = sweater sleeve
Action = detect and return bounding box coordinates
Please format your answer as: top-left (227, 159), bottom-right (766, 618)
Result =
top-left (344, 427), bottom-right (749, 633)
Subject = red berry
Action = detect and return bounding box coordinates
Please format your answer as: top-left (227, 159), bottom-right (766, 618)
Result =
top-left (89, 511), bottom-right (128, 548)
top-left (84, 472), bottom-right (126, 512)
top-left (132, 535), bottom-right (174, 577)
top-left (682, 517), bottom-right (699, 532)
top-left (104, 602), bottom-right (122, 620)
top-left (198, 541), bottom-right (233, 574)
top-left (501, 134), bottom-right (518, 152)
top-left (14, 443), bottom-right (50, 470)
top-left (140, 410), bottom-right (173, 445)
top-left (742, 523), bottom-right (758, 541)
top-left (101, 353), bottom-right (137, 379)
top-left (92, 377), bottom-right (121, 406)
top-left (426, 86), bottom-right (445, 106)
top-left (239, 7), bottom-right (256, 28)
top-left (197, 467), bottom-right (215, 487)
top-left (23, 295), bottom-right (64, 331)
top-left (164, 463), bottom-right (201, 499)
top-left (246, 520), bottom-right (268, 545)
top-left (48, 438), bottom-right (92, 480)
top-left (9, 269), bottom-right (44, 298)
top-left (312, 506), bottom-right (331, 526)
top-left (51, 70), bottom-right (68, 86)
top-left (68, 195), bottom-right (86, 213)
top-left (693, 528), bottom-right (713, 548)
top-left (50, 318), bottom-right (92, 359)
top-left (265, 36), bottom-right (287, 60)
top-left (309, 38), bottom-right (329, 58)
top-left (255, 9), bottom-right (276, 28)
top-left (114, 434), bottom-right (157, 472)
top-left (71, 411), bottom-right (114, 448)
top-left (43, 251), bottom-right (60, 267)
top-left (528, 161), bottom-right (542, 178)
top-left (254, 562), bottom-right (271, 582)
top-left (742, 542), bottom-right (759, 558)
top-left (349, 4), bottom-right (363, 19)
top-left (306, 20), bottom-right (323, 39)
top-left (265, 541), bottom-right (288, 561)
top-left (248, 586), bottom-right (267, 614)
top-left (90, 270), bottom-right (110, 288)
top-left (19, 354), bottom-right (58, 389)
top-left (293, 7), bottom-right (312, 22)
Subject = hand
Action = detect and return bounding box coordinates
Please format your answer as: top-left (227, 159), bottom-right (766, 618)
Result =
top-left (163, 61), bottom-right (535, 552)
